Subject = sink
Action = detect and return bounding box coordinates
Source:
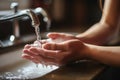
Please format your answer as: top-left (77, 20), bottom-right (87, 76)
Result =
top-left (0, 46), bottom-right (58, 79)
top-left (0, 31), bottom-right (104, 80)
top-left (0, 46), bottom-right (104, 80)
top-left (0, 31), bottom-right (78, 79)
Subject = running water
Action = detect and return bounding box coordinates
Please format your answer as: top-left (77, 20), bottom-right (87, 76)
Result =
top-left (31, 10), bottom-right (52, 68)
top-left (34, 25), bottom-right (50, 68)
top-left (33, 26), bottom-right (53, 68)
top-left (33, 25), bottom-right (42, 67)
top-left (35, 26), bottom-right (41, 41)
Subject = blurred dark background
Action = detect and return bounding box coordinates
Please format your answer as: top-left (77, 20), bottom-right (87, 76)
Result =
top-left (31, 0), bottom-right (102, 27)
top-left (0, 0), bottom-right (102, 39)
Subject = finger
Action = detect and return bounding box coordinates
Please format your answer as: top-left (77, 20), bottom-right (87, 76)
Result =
top-left (43, 43), bottom-right (67, 51)
top-left (23, 48), bottom-right (47, 59)
top-left (23, 49), bottom-right (60, 65)
top-left (24, 48), bottom-right (67, 66)
top-left (22, 54), bottom-right (39, 64)
top-left (47, 32), bottom-right (74, 39)
top-left (23, 48), bottom-right (61, 65)
top-left (24, 44), bottom-right (31, 49)
top-left (29, 47), bottom-right (60, 58)
top-left (40, 39), bottom-right (52, 44)
top-left (23, 49), bottom-right (43, 62)
top-left (30, 48), bottom-right (57, 58)
top-left (23, 49), bottom-right (39, 56)
top-left (22, 51), bottom-right (48, 64)
top-left (28, 47), bottom-right (60, 62)
top-left (47, 32), bottom-right (64, 39)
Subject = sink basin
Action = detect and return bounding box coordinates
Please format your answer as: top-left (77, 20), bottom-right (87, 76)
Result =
top-left (0, 32), bottom-right (78, 79)
top-left (0, 46), bottom-right (58, 79)
top-left (0, 46), bottom-right (104, 80)
top-left (0, 31), bottom-right (104, 80)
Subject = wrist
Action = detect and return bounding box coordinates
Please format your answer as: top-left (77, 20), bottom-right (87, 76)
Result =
top-left (82, 43), bottom-right (97, 60)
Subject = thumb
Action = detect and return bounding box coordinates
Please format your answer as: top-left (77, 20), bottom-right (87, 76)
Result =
top-left (47, 32), bottom-right (64, 39)
top-left (43, 42), bottom-right (67, 51)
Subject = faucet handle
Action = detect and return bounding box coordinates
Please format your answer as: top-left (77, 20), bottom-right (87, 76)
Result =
top-left (10, 2), bottom-right (19, 13)
top-left (10, 2), bottom-right (20, 39)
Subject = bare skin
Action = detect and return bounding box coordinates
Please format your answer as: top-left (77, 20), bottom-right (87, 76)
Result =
top-left (77, 0), bottom-right (120, 45)
top-left (22, 0), bottom-right (120, 67)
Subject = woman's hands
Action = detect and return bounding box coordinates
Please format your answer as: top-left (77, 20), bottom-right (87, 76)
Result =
top-left (22, 39), bottom-right (89, 66)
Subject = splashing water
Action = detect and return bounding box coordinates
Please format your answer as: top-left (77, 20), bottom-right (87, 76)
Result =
top-left (0, 64), bottom-right (58, 79)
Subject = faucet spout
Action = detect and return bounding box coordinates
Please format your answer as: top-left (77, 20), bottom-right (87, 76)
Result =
top-left (0, 9), bottom-right (40, 27)
top-left (26, 9), bottom-right (40, 27)
top-left (0, 7), bottom-right (50, 30)
top-left (34, 7), bottom-right (51, 30)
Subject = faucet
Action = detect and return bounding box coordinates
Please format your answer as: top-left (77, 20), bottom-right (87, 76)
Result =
top-left (0, 3), bottom-right (50, 48)
top-left (0, 7), bottom-right (50, 29)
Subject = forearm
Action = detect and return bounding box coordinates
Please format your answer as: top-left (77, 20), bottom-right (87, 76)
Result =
top-left (76, 23), bottom-right (117, 45)
top-left (86, 44), bottom-right (120, 67)
top-left (101, 0), bottom-right (120, 27)
top-left (76, 0), bottom-right (120, 45)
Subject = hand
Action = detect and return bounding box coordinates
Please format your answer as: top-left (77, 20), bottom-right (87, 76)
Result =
top-left (39, 32), bottom-right (78, 45)
top-left (22, 44), bottom-right (42, 64)
top-left (22, 39), bottom-right (89, 66)
top-left (46, 32), bottom-right (78, 43)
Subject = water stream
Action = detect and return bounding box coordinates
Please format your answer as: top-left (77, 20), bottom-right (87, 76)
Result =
top-left (35, 26), bottom-right (41, 41)
top-left (34, 25), bottom-right (52, 68)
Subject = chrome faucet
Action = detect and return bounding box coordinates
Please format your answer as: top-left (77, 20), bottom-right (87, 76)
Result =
top-left (0, 3), bottom-right (50, 48)
top-left (0, 9), bottom-right (40, 26)
top-left (0, 7), bottom-right (50, 29)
